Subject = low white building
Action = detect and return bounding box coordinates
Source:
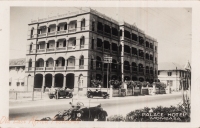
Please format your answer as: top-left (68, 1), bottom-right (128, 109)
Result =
top-left (158, 62), bottom-right (190, 91)
top-left (9, 58), bottom-right (26, 91)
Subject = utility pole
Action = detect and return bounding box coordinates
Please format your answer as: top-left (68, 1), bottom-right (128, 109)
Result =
top-left (104, 55), bottom-right (112, 92)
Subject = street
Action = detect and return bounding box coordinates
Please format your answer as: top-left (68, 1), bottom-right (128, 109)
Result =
top-left (9, 93), bottom-right (182, 121)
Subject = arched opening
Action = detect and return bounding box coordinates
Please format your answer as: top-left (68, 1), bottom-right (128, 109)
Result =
top-left (104, 24), bottom-right (111, 34)
top-left (139, 50), bottom-right (144, 58)
top-left (46, 58), bottom-right (54, 67)
top-left (146, 53), bottom-right (149, 60)
top-left (81, 19), bottom-right (85, 30)
top-left (56, 39), bottom-right (66, 48)
top-left (104, 40), bottom-right (110, 50)
top-left (132, 76), bottom-right (137, 81)
top-left (45, 74), bottom-right (52, 88)
top-left (78, 74), bottom-right (84, 89)
top-left (139, 36), bottom-right (144, 45)
top-left (124, 45), bottom-right (130, 54)
top-left (57, 22), bottom-right (67, 31)
top-left (124, 61), bottom-right (130, 71)
top-left (97, 38), bottom-right (103, 48)
top-left (97, 22), bottom-right (103, 32)
top-left (124, 30), bottom-right (131, 39)
top-left (29, 43), bottom-right (33, 51)
top-left (112, 43), bottom-right (118, 52)
top-left (79, 55), bottom-right (84, 68)
top-left (68, 37), bottom-right (76, 48)
top-left (120, 30), bottom-right (122, 37)
top-left (146, 41), bottom-right (149, 48)
top-left (56, 57), bottom-right (65, 67)
top-left (112, 27), bottom-right (118, 36)
top-left (36, 58), bottom-right (44, 67)
top-left (66, 73), bottom-right (75, 89)
top-left (37, 41), bottom-right (45, 51)
top-left (124, 76), bottom-right (130, 81)
top-left (48, 24), bottom-right (56, 33)
top-left (138, 63), bottom-right (144, 72)
top-left (132, 62), bottom-right (137, 72)
top-left (28, 59), bottom-right (32, 67)
top-left (111, 59), bottom-right (117, 72)
top-left (146, 66), bottom-right (149, 74)
top-left (96, 74), bottom-right (102, 81)
top-left (34, 74), bottom-right (43, 88)
top-left (150, 54), bottom-right (153, 61)
top-left (68, 20), bottom-right (77, 32)
top-left (55, 74), bottom-right (63, 88)
top-left (47, 40), bottom-right (55, 50)
top-left (80, 36), bottom-right (85, 48)
top-left (139, 77), bottom-right (144, 82)
top-left (96, 56), bottom-right (102, 70)
top-left (132, 47), bottom-right (137, 56)
top-left (132, 33), bottom-right (137, 41)
top-left (92, 20), bottom-right (95, 31)
top-left (150, 43), bottom-right (153, 49)
top-left (30, 27), bottom-right (34, 38)
top-left (67, 56), bottom-right (75, 67)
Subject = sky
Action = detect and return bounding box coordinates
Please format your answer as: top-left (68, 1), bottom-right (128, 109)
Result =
top-left (10, 7), bottom-right (191, 68)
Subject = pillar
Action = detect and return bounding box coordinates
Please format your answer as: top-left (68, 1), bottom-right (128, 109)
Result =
top-left (42, 76), bottom-right (45, 92)
top-left (62, 75), bottom-right (66, 89)
top-left (52, 75), bottom-right (55, 88)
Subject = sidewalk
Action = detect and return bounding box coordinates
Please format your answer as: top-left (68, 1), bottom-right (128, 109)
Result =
top-left (9, 92), bottom-right (182, 109)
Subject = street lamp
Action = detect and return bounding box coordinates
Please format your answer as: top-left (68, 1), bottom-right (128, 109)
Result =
top-left (104, 55), bottom-right (112, 92)
top-left (27, 74), bottom-right (31, 92)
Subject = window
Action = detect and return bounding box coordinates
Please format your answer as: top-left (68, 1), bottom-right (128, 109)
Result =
top-left (168, 72), bottom-right (172, 76)
top-left (16, 82), bottom-right (20, 86)
top-left (80, 36), bottom-right (85, 46)
top-left (155, 46), bottom-right (157, 51)
top-left (81, 19), bottom-right (85, 30)
top-left (21, 82), bottom-right (24, 86)
top-left (91, 59), bottom-right (93, 69)
top-left (9, 82), bottom-right (11, 86)
top-left (92, 20), bottom-right (95, 31)
top-left (158, 71), bottom-right (160, 75)
top-left (79, 56), bottom-right (84, 66)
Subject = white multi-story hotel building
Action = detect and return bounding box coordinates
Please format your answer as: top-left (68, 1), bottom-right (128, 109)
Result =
top-left (25, 8), bottom-right (158, 95)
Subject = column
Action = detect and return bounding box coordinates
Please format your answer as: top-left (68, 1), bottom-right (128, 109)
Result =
top-left (52, 75), bottom-right (55, 88)
top-left (42, 76), bottom-right (45, 92)
top-left (54, 60), bottom-right (56, 70)
top-left (62, 75), bottom-right (66, 89)
top-left (44, 61), bottom-right (46, 70)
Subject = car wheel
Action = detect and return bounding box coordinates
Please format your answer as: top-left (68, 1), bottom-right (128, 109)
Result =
top-left (89, 95), bottom-right (93, 98)
top-left (103, 96), bottom-right (106, 99)
top-left (49, 96), bottom-right (53, 99)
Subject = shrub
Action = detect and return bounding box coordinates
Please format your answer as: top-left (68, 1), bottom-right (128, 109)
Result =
top-left (91, 79), bottom-right (103, 88)
top-left (109, 80), bottom-right (122, 89)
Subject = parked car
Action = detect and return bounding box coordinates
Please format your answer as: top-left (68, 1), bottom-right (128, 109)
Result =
top-left (48, 88), bottom-right (73, 99)
top-left (87, 89), bottom-right (109, 99)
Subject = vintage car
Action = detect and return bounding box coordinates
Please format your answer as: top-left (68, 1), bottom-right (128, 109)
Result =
top-left (87, 89), bottom-right (109, 99)
top-left (48, 88), bottom-right (73, 99)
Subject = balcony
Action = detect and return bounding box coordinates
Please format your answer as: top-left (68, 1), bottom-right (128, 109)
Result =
top-left (57, 30), bottom-right (67, 35)
top-left (37, 49), bottom-right (46, 53)
top-left (56, 47), bottom-right (66, 51)
top-left (124, 37), bottom-right (131, 42)
top-left (46, 67), bottom-right (54, 70)
top-left (112, 35), bottom-right (119, 40)
top-left (124, 52), bottom-right (131, 56)
top-left (81, 27), bottom-right (85, 31)
top-left (36, 67), bottom-right (44, 70)
top-left (38, 33), bottom-right (46, 37)
top-left (79, 65), bottom-right (84, 69)
top-left (67, 66), bottom-right (75, 70)
top-left (68, 28), bottom-right (76, 33)
top-left (55, 66), bottom-right (65, 70)
top-left (46, 48), bottom-right (55, 52)
top-left (48, 32), bottom-right (56, 36)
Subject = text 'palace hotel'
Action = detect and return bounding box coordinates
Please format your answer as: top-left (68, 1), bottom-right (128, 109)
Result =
top-left (25, 8), bottom-right (158, 94)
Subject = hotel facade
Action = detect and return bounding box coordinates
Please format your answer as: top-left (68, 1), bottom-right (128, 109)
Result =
top-left (25, 8), bottom-right (158, 94)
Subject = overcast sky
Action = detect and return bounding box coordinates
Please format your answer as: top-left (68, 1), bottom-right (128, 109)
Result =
top-left (10, 7), bottom-right (191, 68)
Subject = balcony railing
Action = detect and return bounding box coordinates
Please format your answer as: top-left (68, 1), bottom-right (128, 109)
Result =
top-left (104, 49), bottom-right (110, 53)
top-left (48, 32), bottom-right (56, 36)
top-left (124, 52), bottom-right (131, 56)
top-left (112, 50), bottom-right (118, 54)
top-left (124, 69), bottom-right (130, 73)
top-left (104, 32), bottom-right (111, 37)
top-left (81, 27), bottom-right (85, 31)
top-left (68, 28), bottom-right (76, 33)
top-left (28, 67), bottom-right (32, 71)
top-left (57, 30), bottom-right (67, 34)
top-left (46, 67), bottom-right (54, 70)
top-left (56, 47), bottom-right (66, 51)
top-left (67, 66), bottom-right (75, 70)
top-left (97, 47), bottom-right (103, 51)
top-left (36, 67), bottom-right (44, 70)
top-left (38, 33), bottom-right (46, 37)
top-left (68, 46), bottom-right (76, 50)
top-left (124, 37), bottom-right (131, 41)
top-left (55, 66), bottom-right (65, 70)
top-left (79, 65), bottom-right (84, 69)
top-left (46, 48), bottom-right (55, 52)
top-left (37, 49), bottom-right (45, 53)
top-left (112, 35), bottom-right (119, 40)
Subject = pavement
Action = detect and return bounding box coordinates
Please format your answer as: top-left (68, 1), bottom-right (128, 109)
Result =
top-left (9, 91), bottom-right (182, 108)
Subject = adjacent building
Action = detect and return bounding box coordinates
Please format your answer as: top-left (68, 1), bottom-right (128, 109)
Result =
top-left (25, 8), bottom-right (158, 94)
top-left (9, 58), bottom-right (26, 91)
top-left (158, 62), bottom-right (190, 91)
